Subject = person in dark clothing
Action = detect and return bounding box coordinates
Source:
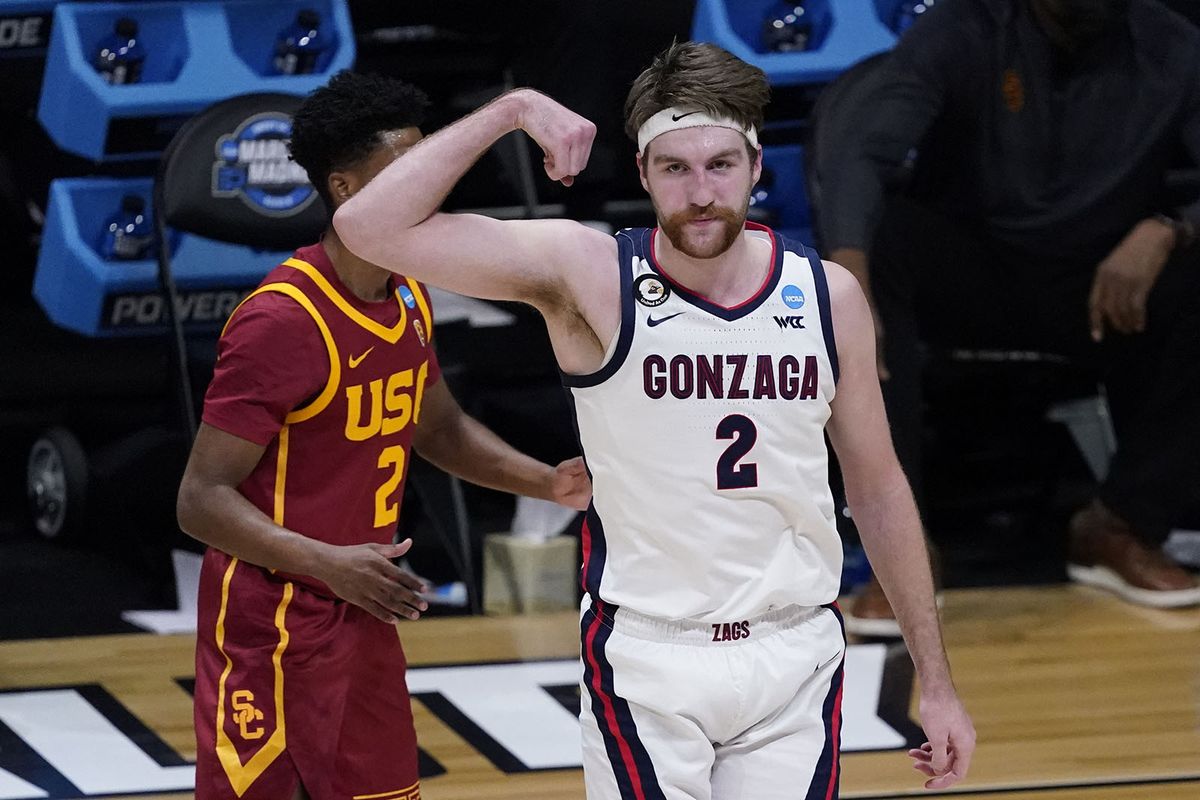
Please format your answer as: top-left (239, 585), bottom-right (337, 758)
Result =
top-left (819, 0), bottom-right (1200, 633)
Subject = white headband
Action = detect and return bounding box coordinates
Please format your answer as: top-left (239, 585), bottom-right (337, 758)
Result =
top-left (636, 106), bottom-right (759, 153)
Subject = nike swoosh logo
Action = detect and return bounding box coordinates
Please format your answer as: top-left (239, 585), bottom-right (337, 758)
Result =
top-left (348, 347), bottom-right (374, 368)
top-left (647, 312), bottom-right (685, 327)
top-left (671, 111), bottom-right (700, 122)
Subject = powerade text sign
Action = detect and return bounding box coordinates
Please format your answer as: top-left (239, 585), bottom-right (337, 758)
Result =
top-left (0, 13), bottom-right (50, 55)
top-left (212, 113), bottom-right (315, 216)
top-left (102, 288), bottom-right (253, 331)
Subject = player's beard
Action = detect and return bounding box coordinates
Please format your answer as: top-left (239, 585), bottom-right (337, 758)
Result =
top-left (657, 197), bottom-right (749, 259)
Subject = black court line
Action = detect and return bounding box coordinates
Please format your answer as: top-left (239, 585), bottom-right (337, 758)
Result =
top-left (413, 690), bottom-right (581, 776)
top-left (847, 773), bottom-right (1200, 799)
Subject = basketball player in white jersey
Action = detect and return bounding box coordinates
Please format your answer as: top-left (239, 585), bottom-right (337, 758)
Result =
top-left (334, 41), bottom-right (974, 799)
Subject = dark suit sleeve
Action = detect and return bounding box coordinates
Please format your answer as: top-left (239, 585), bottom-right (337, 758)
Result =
top-left (820, 0), bottom-right (986, 252)
top-left (1175, 46), bottom-right (1200, 231)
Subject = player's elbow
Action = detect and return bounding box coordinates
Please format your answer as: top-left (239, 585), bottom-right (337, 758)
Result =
top-left (410, 413), bottom-right (459, 466)
top-left (175, 474), bottom-right (209, 541)
top-left (331, 202), bottom-right (375, 262)
top-left (175, 478), bottom-right (197, 537)
top-left (842, 456), bottom-right (910, 510)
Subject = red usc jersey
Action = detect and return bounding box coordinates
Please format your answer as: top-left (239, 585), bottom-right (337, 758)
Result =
top-left (202, 242), bottom-right (441, 596)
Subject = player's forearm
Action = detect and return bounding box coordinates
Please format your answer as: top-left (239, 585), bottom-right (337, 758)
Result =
top-left (333, 91), bottom-right (527, 268)
top-left (848, 470), bottom-right (956, 695)
top-left (414, 413), bottom-right (556, 501)
top-left (176, 482), bottom-right (331, 577)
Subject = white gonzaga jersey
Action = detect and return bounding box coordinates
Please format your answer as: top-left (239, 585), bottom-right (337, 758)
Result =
top-left (565, 223), bottom-right (842, 622)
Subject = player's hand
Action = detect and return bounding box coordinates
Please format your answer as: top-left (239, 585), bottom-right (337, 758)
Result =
top-left (909, 690), bottom-right (975, 790)
top-left (550, 457), bottom-right (591, 511)
top-left (511, 89), bottom-right (596, 187)
top-left (318, 539), bottom-right (429, 624)
top-left (1088, 217), bottom-right (1174, 341)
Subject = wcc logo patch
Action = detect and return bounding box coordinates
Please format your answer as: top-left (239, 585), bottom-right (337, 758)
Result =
top-left (213, 112), bottom-right (316, 216)
top-left (774, 315), bottom-right (805, 330)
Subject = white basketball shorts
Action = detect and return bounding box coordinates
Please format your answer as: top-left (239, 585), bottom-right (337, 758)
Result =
top-left (579, 596), bottom-right (847, 800)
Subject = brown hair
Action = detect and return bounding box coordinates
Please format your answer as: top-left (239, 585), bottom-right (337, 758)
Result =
top-left (624, 41), bottom-right (770, 152)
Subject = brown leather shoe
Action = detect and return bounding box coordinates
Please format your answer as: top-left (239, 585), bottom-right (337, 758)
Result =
top-left (1067, 500), bottom-right (1200, 608)
top-left (843, 575), bottom-right (902, 638)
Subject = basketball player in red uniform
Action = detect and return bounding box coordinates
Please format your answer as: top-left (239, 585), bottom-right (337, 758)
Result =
top-left (176, 72), bottom-right (590, 800)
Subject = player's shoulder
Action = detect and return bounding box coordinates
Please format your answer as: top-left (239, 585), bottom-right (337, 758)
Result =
top-left (793, 247), bottom-right (869, 317)
top-left (818, 257), bottom-right (863, 300)
top-left (237, 245), bottom-right (329, 312)
top-left (513, 217), bottom-right (619, 285)
top-left (773, 230), bottom-right (814, 258)
top-left (767, 235), bottom-right (858, 307)
top-left (572, 219), bottom-right (621, 263)
top-left (221, 277), bottom-right (322, 342)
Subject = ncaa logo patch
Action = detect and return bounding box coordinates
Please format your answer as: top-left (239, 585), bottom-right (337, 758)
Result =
top-left (399, 285), bottom-right (417, 308)
top-left (634, 274), bottom-right (670, 307)
top-left (781, 284), bottom-right (805, 310)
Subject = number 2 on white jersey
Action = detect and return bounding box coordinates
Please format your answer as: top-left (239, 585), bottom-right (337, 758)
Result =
top-left (716, 414), bottom-right (758, 490)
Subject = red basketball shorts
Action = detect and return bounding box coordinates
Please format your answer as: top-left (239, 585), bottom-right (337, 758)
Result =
top-left (194, 549), bottom-right (421, 800)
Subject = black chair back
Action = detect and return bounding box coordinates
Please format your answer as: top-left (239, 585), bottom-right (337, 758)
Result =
top-left (156, 92), bottom-right (326, 248)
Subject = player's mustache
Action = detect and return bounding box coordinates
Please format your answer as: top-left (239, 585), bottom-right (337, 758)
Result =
top-left (674, 204), bottom-right (741, 224)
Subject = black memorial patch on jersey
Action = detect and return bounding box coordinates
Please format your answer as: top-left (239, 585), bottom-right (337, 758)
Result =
top-left (634, 274), bottom-right (671, 307)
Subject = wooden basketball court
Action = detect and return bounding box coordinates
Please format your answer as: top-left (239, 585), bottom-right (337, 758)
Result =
top-left (1, 584), bottom-right (1197, 799)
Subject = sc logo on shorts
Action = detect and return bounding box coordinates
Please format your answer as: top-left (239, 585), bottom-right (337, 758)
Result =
top-left (231, 689), bottom-right (264, 740)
